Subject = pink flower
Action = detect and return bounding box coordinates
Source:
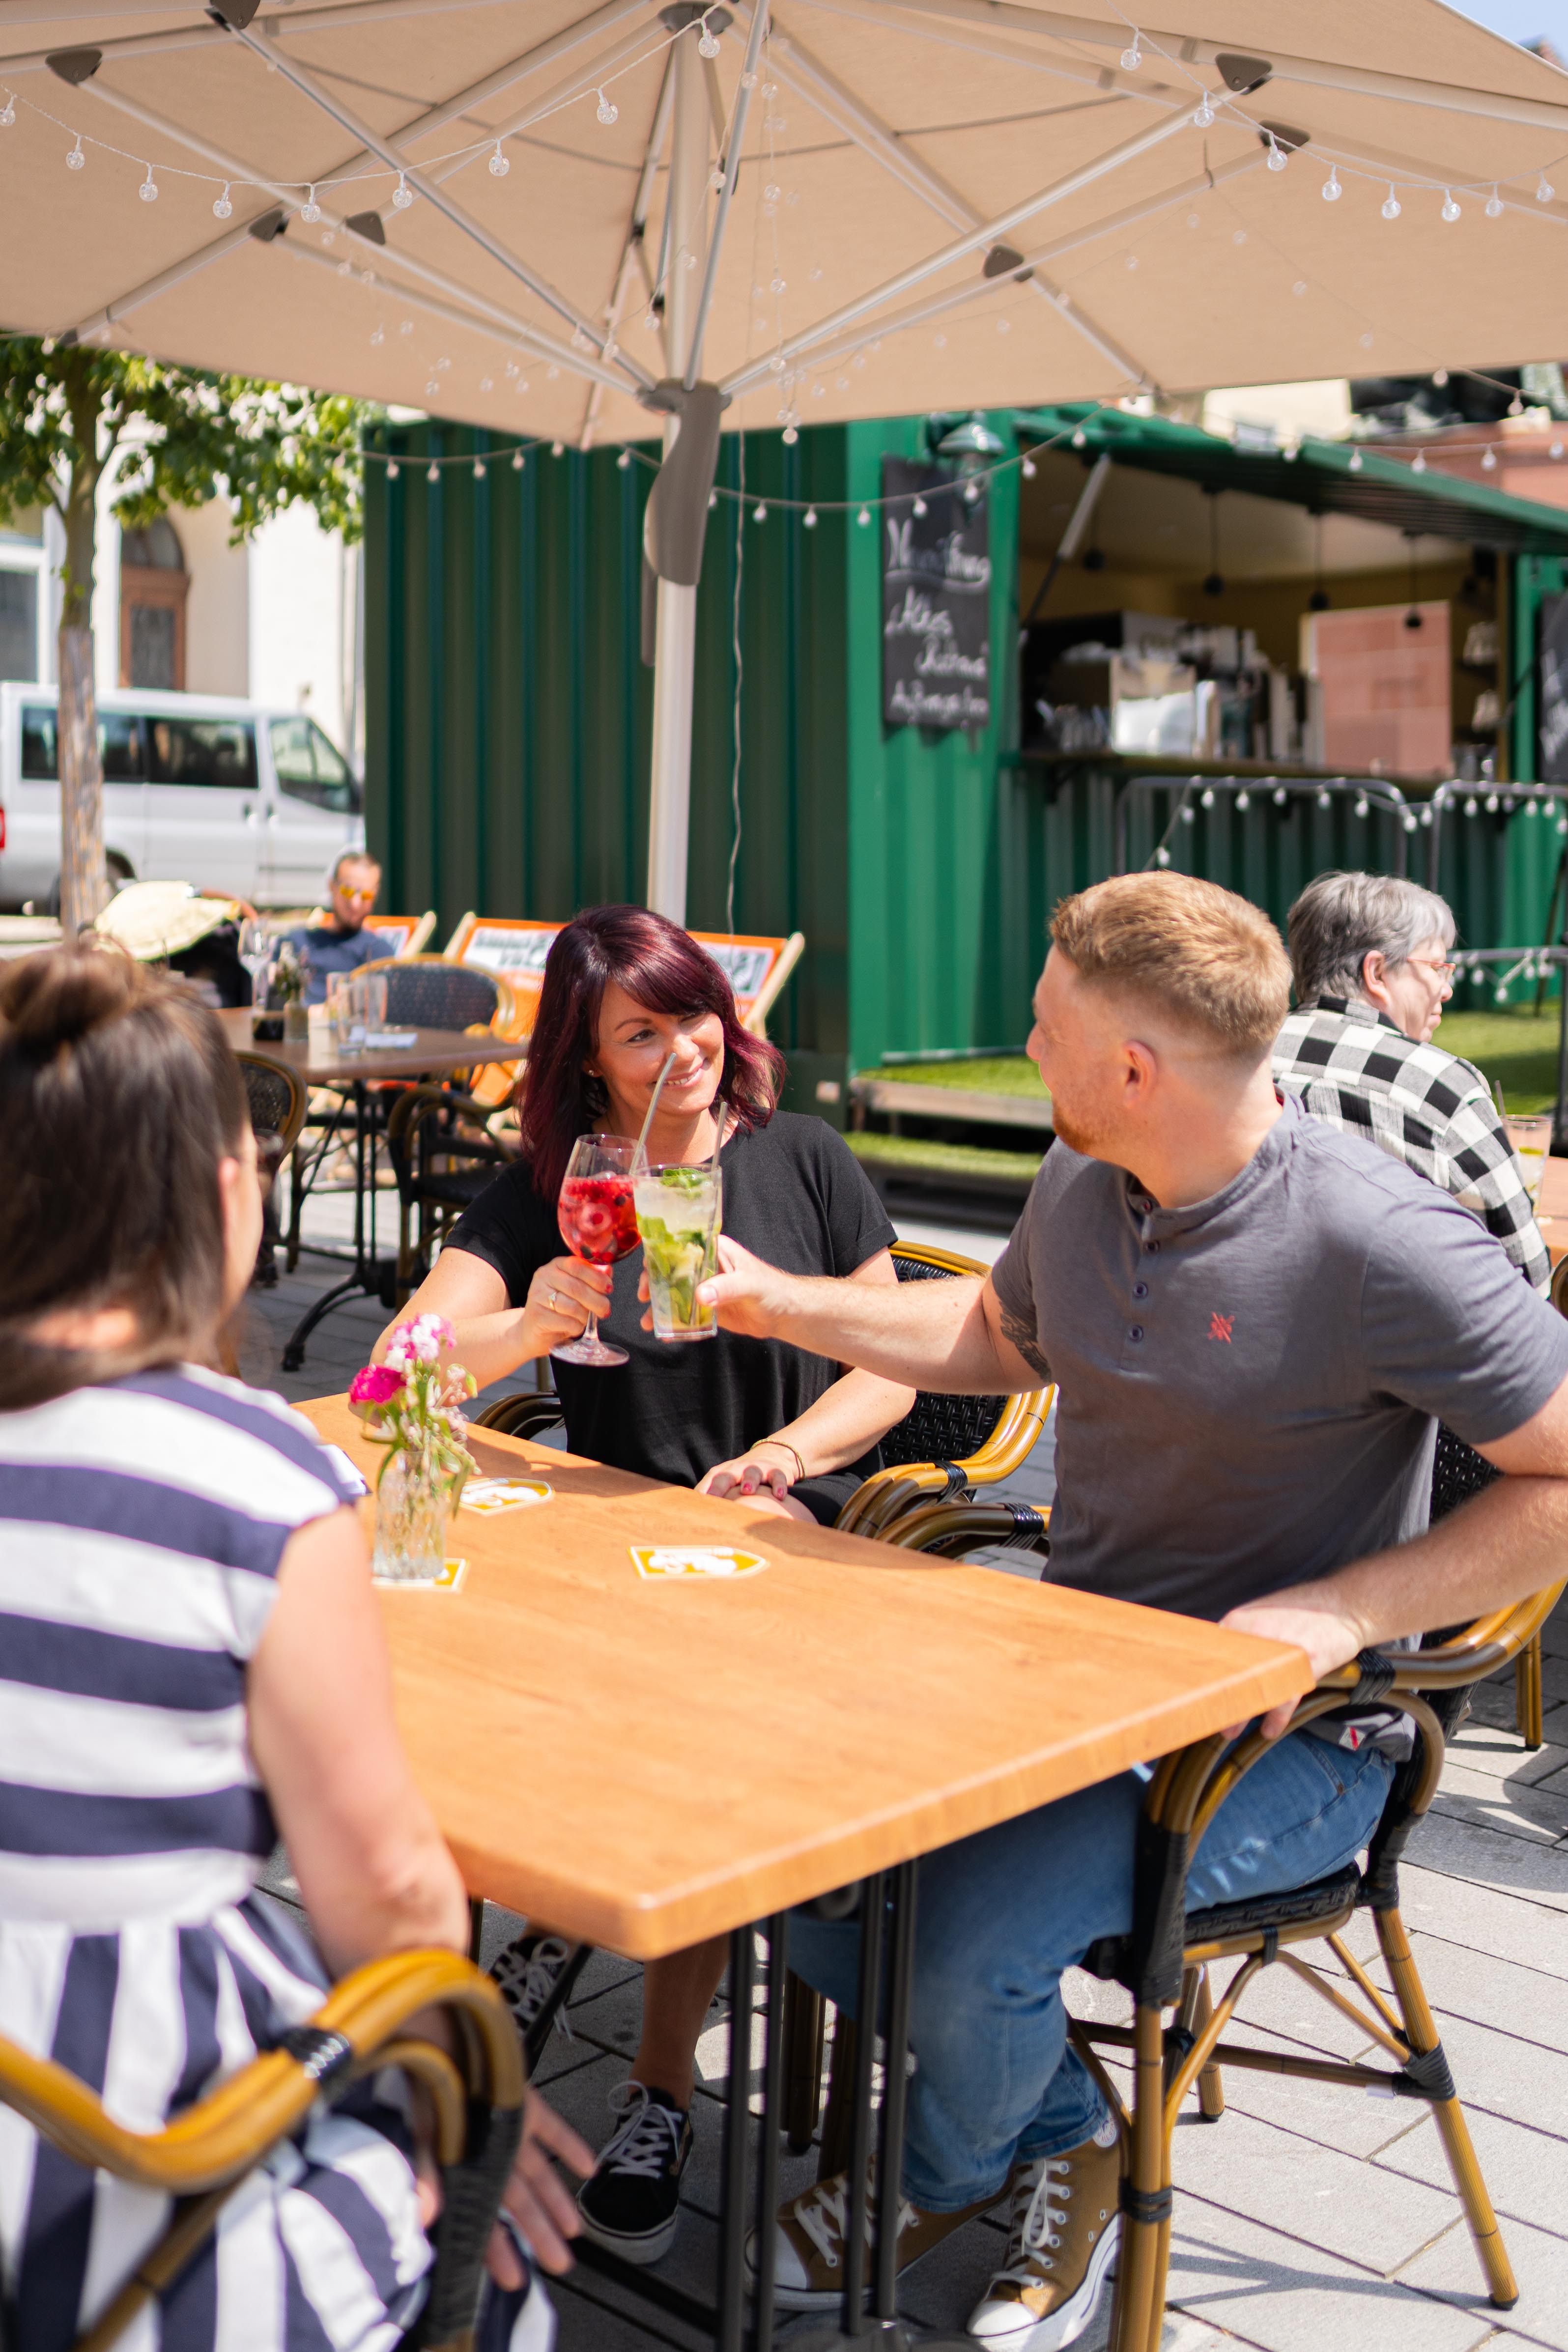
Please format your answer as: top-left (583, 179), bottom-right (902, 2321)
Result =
top-left (350, 1363), bottom-right (405, 1407)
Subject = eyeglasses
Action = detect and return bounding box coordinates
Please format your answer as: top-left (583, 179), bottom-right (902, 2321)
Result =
top-left (1403, 956), bottom-right (1457, 980)
top-left (336, 884), bottom-right (378, 903)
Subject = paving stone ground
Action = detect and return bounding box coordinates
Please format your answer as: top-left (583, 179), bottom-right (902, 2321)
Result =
top-left (257, 1187), bottom-right (1565, 2352)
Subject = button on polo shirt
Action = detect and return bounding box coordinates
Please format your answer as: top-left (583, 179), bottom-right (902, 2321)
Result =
top-left (991, 1093), bottom-right (1568, 1620)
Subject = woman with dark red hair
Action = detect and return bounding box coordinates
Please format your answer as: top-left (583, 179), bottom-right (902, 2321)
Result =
top-left (384, 904), bottom-right (912, 2268)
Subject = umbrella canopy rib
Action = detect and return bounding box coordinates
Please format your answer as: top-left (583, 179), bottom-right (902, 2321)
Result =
top-left (579, 49), bottom-right (675, 441)
top-left (685, 0), bottom-right (770, 388)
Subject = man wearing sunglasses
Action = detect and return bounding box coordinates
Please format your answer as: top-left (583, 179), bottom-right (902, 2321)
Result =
top-left (1273, 870), bottom-right (1548, 1291)
top-left (286, 850), bottom-right (386, 1006)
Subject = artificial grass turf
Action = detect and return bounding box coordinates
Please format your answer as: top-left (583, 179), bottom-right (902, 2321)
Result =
top-left (884, 1008), bottom-right (1564, 1115)
top-left (844, 1131), bottom-right (1044, 1184)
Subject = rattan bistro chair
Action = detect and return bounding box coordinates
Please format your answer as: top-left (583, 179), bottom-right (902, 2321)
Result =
top-left (235, 1050), bottom-right (308, 1161)
top-left (0, 1949), bottom-right (524, 2352)
top-left (1062, 1587), bottom-right (1561, 2352)
top-left (387, 1084), bottom-right (518, 1299)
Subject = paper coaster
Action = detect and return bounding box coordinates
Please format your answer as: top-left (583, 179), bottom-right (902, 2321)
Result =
top-left (631, 1544), bottom-right (767, 1582)
top-left (373, 1556), bottom-right (468, 1592)
top-left (463, 1477), bottom-right (553, 1515)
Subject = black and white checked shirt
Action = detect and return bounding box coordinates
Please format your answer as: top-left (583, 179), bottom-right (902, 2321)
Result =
top-left (1272, 997), bottom-right (1550, 1294)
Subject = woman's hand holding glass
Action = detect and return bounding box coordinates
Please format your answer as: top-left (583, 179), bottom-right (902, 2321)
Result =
top-left (522, 1252), bottom-right (612, 1355)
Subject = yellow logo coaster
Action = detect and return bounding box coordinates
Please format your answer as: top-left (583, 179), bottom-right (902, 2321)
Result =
top-left (462, 1478), bottom-right (553, 1515)
top-left (373, 1557), bottom-right (468, 1591)
top-left (631, 1545), bottom-right (767, 1582)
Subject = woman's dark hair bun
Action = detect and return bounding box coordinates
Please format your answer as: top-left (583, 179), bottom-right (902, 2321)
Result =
top-left (0, 938), bottom-right (143, 1053)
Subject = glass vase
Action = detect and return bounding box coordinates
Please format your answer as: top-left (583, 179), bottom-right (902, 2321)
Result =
top-left (372, 1449), bottom-right (450, 1583)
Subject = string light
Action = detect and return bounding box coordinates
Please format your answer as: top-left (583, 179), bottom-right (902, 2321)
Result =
top-left (698, 15), bottom-right (721, 57)
top-left (392, 172), bottom-right (414, 210)
top-left (302, 185), bottom-right (320, 222)
top-left (0, 93), bottom-right (14, 127)
top-left (473, 458), bottom-right (486, 479)
top-left (1021, 457), bottom-right (1037, 479)
top-left (1553, 441), bottom-right (1566, 460)
top-left (1412, 451), bottom-right (1426, 472)
top-left (1539, 171), bottom-right (1556, 202)
top-left (1382, 186), bottom-right (1400, 220)
top-left (371, 326), bottom-right (384, 345)
top-left (1441, 189), bottom-right (1461, 222)
top-left (1234, 789), bottom-right (1250, 810)
top-left (1321, 166), bottom-right (1341, 202)
top-left (1193, 92), bottom-right (1214, 127)
top-left (1348, 448), bottom-right (1363, 471)
top-left (427, 462), bottom-right (439, 483)
top-left (617, 449), bottom-right (631, 468)
top-left (804, 506), bottom-right (818, 528)
top-left (479, 373), bottom-right (492, 390)
top-left (782, 424), bottom-right (798, 444)
top-left (857, 506), bottom-right (871, 525)
top-left (426, 380), bottom-right (439, 396)
top-left (213, 182), bottom-right (231, 218)
top-left (386, 460), bottom-right (399, 480)
top-left (488, 142), bottom-right (509, 177)
top-left (1272, 786), bottom-right (1288, 805)
top-left (139, 167), bottom-right (158, 202)
top-left (1486, 185), bottom-right (1504, 217)
top-left (1266, 135), bottom-right (1286, 173)
top-left (66, 134), bottom-right (84, 170)
top-left (1119, 31), bottom-right (1141, 69)
top-left (551, 440), bottom-right (564, 456)
top-left (596, 89), bottom-right (618, 124)
top-left (1482, 444), bottom-right (1498, 469)
top-left (753, 502), bottom-right (767, 521)
top-left (912, 495), bottom-right (928, 516)
top-left (512, 451), bottom-right (525, 470)
top-left (1354, 795), bottom-right (1369, 818)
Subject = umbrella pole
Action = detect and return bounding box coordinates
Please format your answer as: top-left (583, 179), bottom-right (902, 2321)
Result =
top-left (645, 7), bottom-right (714, 922)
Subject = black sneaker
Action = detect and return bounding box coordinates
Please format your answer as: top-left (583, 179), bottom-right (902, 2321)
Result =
top-left (576, 2082), bottom-right (693, 2265)
top-left (489, 1930), bottom-right (575, 2047)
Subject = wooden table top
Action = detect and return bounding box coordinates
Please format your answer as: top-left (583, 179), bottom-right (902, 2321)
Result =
top-left (302, 1397), bottom-right (1308, 1960)
top-left (218, 1007), bottom-right (520, 1087)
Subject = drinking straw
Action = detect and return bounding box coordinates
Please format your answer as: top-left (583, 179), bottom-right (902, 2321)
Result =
top-left (633, 1049), bottom-right (678, 1166)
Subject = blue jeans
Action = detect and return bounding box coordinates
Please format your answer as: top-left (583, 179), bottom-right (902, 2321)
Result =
top-left (791, 1732), bottom-right (1394, 2212)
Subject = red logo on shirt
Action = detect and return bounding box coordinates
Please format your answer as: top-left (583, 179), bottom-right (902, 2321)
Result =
top-left (1209, 1312), bottom-right (1234, 1343)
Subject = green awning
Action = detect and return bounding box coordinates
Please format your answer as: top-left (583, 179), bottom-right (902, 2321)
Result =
top-left (1014, 404), bottom-right (1568, 558)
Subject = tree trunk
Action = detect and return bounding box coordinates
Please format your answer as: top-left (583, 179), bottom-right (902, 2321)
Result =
top-left (57, 622), bottom-right (106, 935)
top-left (57, 358), bottom-right (107, 938)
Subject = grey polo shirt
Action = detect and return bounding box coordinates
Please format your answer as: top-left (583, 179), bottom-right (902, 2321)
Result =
top-left (992, 1092), bottom-right (1568, 1621)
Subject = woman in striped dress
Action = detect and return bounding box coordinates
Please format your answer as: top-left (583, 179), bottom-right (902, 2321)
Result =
top-left (0, 949), bottom-right (590, 2351)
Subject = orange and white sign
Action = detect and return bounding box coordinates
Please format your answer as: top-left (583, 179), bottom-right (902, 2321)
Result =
top-left (443, 916), bottom-right (804, 1039)
top-left (630, 1544), bottom-right (768, 1582)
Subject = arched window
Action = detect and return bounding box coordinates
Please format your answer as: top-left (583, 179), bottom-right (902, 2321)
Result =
top-left (120, 516), bottom-right (188, 690)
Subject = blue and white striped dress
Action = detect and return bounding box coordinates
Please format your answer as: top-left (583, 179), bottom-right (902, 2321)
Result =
top-left (0, 1365), bottom-right (433, 2351)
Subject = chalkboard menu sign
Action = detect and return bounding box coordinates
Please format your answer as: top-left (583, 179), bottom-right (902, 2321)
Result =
top-left (882, 458), bottom-right (992, 732)
top-left (1539, 593), bottom-right (1568, 783)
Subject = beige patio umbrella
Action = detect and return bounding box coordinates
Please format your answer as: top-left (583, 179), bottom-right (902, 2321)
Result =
top-left (4, 0), bottom-right (1568, 914)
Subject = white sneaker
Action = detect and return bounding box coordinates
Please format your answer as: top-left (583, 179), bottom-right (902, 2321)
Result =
top-left (966, 2134), bottom-right (1120, 2350)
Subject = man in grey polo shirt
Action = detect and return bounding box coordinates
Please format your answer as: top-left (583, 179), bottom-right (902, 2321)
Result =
top-left (700, 873), bottom-right (1568, 2352)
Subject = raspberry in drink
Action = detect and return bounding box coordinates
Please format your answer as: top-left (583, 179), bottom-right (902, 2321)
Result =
top-left (559, 1174), bottom-right (639, 1265)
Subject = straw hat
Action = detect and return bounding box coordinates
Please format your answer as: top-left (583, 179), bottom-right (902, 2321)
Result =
top-left (92, 881), bottom-right (239, 961)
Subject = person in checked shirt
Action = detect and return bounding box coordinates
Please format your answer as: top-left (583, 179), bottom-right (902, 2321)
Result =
top-left (1273, 870), bottom-right (1549, 1293)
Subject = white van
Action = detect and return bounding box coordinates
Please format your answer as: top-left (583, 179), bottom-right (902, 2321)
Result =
top-left (0, 685), bottom-right (365, 911)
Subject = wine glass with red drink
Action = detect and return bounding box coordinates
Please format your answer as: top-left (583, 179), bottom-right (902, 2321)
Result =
top-left (552, 1134), bottom-right (643, 1366)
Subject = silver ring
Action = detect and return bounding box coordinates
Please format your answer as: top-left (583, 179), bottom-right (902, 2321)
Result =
top-left (549, 1289), bottom-right (558, 1311)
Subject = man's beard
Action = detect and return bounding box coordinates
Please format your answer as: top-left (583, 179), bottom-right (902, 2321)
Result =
top-left (1048, 1090), bottom-right (1109, 1159)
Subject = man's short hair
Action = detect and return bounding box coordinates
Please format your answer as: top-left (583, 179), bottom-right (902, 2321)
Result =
top-left (1286, 871), bottom-right (1455, 1007)
top-left (330, 848), bottom-right (381, 888)
top-left (1051, 873), bottom-right (1291, 1057)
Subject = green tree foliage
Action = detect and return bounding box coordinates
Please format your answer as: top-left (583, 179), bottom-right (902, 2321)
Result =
top-left (0, 336), bottom-right (369, 927)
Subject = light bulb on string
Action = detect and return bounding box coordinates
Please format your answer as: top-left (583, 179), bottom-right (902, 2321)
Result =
top-left (213, 182), bottom-right (232, 218)
top-left (1266, 135), bottom-right (1286, 173)
top-left (680, 248), bottom-right (696, 270)
top-left (1482, 444), bottom-right (1498, 469)
top-left (1355, 795), bottom-right (1369, 818)
top-left (1022, 457), bottom-right (1037, 479)
top-left (473, 459), bottom-right (486, 480)
top-left (1382, 185), bottom-right (1400, 220)
top-left (479, 374), bottom-right (492, 391)
top-left (1273, 786), bottom-right (1288, 806)
top-left (782, 425), bottom-right (799, 445)
top-left (1317, 789), bottom-right (1332, 810)
top-left (804, 507), bottom-right (818, 529)
top-left (1072, 428), bottom-right (1087, 449)
top-left (1412, 451), bottom-right (1426, 472)
top-left (616, 448), bottom-right (631, 470)
top-left (1193, 92), bottom-right (1214, 127)
top-left (393, 172), bottom-right (414, 210)
top-left (546, 365), bottom-right (559, 381)
top-left (426, 462), bottom-right (440, 483)
top-left (387, 459), bottom-right (399, 479)
top-left (1235, 789), bottom-right (1250, 810)
top-left (753, 502), bottom-right (767, 522)
top-left (399, 320), bottom-right (413, 336)
top-left (1200, 787), bottom-right (1215, 809)
top-left (66, 134), bottom-right (85, 171)
top-left (1486, 185), bottom-right (1504, 217)
top-left (426, 380), bottom-right (439, 397)
top-left (488, 142), bottom-right (509, 177)
top-left (596, 89), bottom-right (618, 124)
top-left (1441, 189), bottom-right (1461, 222)
top-left (1539, 172), bottom-right (1556, 202)
top-left (710, 168), bottom-right (725, 193)
top-left (512, 451), bottom-right (525, 471)
top-left (708, 490), bottom-right (717, 510)
top-left (1119, 32), bottom-right (1141, 69)
top-left (764, 182), bottom-right (781, 203)
top-left (698, 16), bottom-right (720, 57)
top-left (139, 168), bottom-right (158, 202)
top-left (1348, 448), bottom-right (1363, 471)
top-left (551, 440), bottom-right (564, 456)
top-left (371, 325), bottom-right (384, 346)
top-left (1509, 394), bottom-right (1524, 416)
top-left (912, 496), bottom-right (928, 517)
top-left (0, 93), bottom-right (15, 127)
top-left (1322, 165), bottom-right (1341, 201)
top-left (741, 68), bottom-right (757, 87)
top-left (302, 185), bottom-right (321, 222)
top-left (1553, 441), bottom-right (1566, 459)
top-left (857, 506), bottom-right (871, 526)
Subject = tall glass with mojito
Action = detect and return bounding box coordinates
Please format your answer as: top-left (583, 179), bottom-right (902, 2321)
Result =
top-left (635, 1162), bottom-right (722, 1342)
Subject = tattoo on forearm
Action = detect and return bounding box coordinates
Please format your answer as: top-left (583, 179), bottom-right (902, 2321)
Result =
top-left (1000, 1307), bottom-right (1052, 1381)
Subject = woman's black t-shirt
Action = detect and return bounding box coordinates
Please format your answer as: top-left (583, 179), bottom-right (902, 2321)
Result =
top-left (445, 1112), bottom-right (899, 1498)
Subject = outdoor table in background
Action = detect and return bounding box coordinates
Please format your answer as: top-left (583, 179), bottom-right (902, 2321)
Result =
top-left (223, 1011), bottom-right (520, 1367)
top-left (302, 1396), bottom-right (1306, 2352)
top-left (1532, 1150), bottom-right (1568, 1270)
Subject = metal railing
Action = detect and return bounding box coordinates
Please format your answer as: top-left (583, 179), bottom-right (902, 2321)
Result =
top-left (1112, 773), bottom-right (1420, 880)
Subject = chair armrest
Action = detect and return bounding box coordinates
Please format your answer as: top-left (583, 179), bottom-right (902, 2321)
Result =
top-left (875, 1497), bottom-right (1051, 1559)
top-left (0, 1949), bottom-right (521, 2195)
top-left (836, 1387), bottom-right (1054, 1539)
top-left (473, 1393), bottom-right (565, 1440)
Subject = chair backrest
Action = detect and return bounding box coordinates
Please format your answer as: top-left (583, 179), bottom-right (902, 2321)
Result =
top-left (878, 1244), bottom-right (1005, 1468)
top-left (1430, 1421), bottom-right (1501, 1524)
top-left (235, 1051), bottom-right (307, 1155)
top-left (357, 954), bottom-right (506, 1033)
